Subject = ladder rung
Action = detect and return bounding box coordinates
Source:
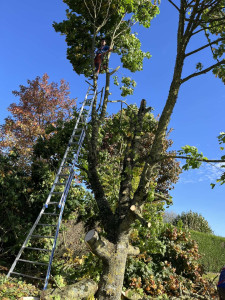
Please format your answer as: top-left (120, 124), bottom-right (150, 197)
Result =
top-left (61, 165), bottom-right (70, 168)
top-left (18, 259), bottom-right (48, 266)
top-left (38, 223), bottom-right (56, 227)
top-left (71, 134), bottom-right (80, 138)
top-left (69, 142), bottom-right (78, 145)
top-left (25, 247), bottom-right (51, 252)
top-left (55, 182), bottom-right (66, 185)
top-left (51, 192), bottom-right (63, 195)
top-left (65, 156), bottom-right (74, 160)
top-left (31, 235), bottom-right (55, 238)
top-left (47, 202), bottom-right (58, 205)
top-left (43, 213), bottom-right (58, 215)
top-left (11, 272), bottom-right (45, 280)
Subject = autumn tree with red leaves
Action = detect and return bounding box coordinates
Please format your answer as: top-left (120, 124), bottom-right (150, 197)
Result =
top-left (0, 74), bottom-right (76, 164)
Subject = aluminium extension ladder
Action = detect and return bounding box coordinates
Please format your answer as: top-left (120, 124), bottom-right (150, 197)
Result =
top-left (7, 83), bottom-right (97, 290)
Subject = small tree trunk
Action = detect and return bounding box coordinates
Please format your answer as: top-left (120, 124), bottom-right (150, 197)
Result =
top-left (96, 240), bottom-right (129, 300)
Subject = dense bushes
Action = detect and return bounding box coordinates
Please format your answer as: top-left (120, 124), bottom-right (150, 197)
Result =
top-left (191, 230), bottom-right (225, 272)
top-left (123, 223), bottom-right (217, 299)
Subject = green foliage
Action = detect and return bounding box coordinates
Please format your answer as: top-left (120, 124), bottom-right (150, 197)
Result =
top-left (53, 0), bottom-right (158, 77)
top-left (77, 105), bottom-right (180, 211)
top-left (191, 230), bottom-right (225, 273)
top-left (113, 76), bottom-right (137, 97)
top-left (177, 145), bottom-right (208, 170)
top-left (0, 273), bottom-right (39, 300)
top-left (195, 1), bottom-right (225, 84)
top-left (124, 224), bottom-right (217, 298)
top-left (210, 132), bottom-right (225, 188)
top-left (173, 211), bottom-right (213, 234)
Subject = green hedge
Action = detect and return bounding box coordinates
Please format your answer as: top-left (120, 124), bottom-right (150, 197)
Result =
top-left (190, 230), bottom-right (225, 272)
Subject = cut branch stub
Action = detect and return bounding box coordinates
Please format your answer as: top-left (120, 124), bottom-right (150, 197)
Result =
top-left (85, 229), bottom-right (115, 262)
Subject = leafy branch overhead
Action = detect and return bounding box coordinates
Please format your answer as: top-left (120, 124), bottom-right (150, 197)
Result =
top-left (53, 0), bottom-right (159, 77)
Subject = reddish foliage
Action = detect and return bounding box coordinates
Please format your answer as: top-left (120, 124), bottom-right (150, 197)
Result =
top-left (0, 74), bottom-right (76, 164)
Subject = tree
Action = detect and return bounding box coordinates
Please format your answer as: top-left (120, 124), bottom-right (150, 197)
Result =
top-left (163, 210), bottom-right (178, 224)
top-left (0, 74), bottom-right (76, 165)
top-left (173, 210), bottom-right (213, 234)
top-left (52, 1), bottom-right (225, 299)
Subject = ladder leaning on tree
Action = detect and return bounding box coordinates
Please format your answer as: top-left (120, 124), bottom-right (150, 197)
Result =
top-left (7, 82), bottom-right (98, 290)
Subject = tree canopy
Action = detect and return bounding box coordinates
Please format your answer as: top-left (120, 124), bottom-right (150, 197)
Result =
top-left (0, 74), bottom-right (76, 165)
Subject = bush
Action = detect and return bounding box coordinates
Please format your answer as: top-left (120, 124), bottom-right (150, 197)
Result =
top-left (172, 210), bottom-right (213, 234)
top-left (0, 273), bottom-right (39, 300)
top-left (191, 230), bottom-right (225, 272)
top-left (124, 224), bottom-right (217, 298)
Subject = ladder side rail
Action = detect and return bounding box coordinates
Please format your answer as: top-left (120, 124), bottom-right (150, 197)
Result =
top-left (58, 87), bottom-right (97, 208)
top-left (44, 87), bottom-right (92, 207)
top-left (43, 168), bottom-right (76, 290)
top-left (44, 87), bottom-right (97, 287)
top-left (7, 206), bottom-right (46, 278)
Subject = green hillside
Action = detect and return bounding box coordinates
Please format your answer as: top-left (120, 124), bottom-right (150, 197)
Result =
top-left (191, 230), bottom-right (225, 272)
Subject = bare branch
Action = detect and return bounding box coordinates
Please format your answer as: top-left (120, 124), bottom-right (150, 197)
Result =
top-left (109, 65), bottom-right (120, 75)
top-left (154, 192), bottom-right (173, 204)
top-left (96, 0), bottom-right (103, 17)
top-left (191, 19), bottom-right (225, 36)
top-left (111, 14), bottom-right (126, 41)
top-left (108, 100), bottom-right (129, 107)
top-left (185, 37), bottom-right (225, 57)
top-left (168, 155), bottom-right (225, 163)
top-left (204, 30), bottom-right (220, 62)
top-left (84, 0), bottom-right (94, 20)
top-left (168, 0), bottom-right (180, 12)
top-left (181, 59), bottom-right (225, 83)
top-left (96, 0), bottom-right (113, 32)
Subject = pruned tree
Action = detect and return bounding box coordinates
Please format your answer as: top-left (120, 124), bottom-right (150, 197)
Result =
top-left (53, 0), bottom-right (225, 299)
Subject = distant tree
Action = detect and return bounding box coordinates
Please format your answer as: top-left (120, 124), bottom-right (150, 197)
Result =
top-left (172, 210), bottom-right (213, 234)
top-left (0, 74), bottom-right (76, 165)
top-left (163, 211), bottom-right (178, 224)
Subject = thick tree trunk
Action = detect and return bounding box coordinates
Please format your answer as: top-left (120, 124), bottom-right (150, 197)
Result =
top-left (96, 240), bottom-right (129, 300)
top-left (85, 230), bottom-right (137, 300)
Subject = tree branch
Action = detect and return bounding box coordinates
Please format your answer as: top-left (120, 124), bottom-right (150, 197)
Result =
top-left (154, 192), bottom-right (173, 204)
top-left (168, 0), bottom-right (180, 12)
top-left (84, 0), bottom-right (94, 20)
top-left (181, 59), bottom-right (225, 83)
top-left (108, 100), bottom-right (129, 107)
top-left (85, 229), bottom-right (115, 261)
top-left (109, 65), bottom-right (120, 76)
top-left (185, 37), bottom-right (225, 57)
top-left (127, 245), bottom-right (140, 256)
top-left (168, 155), bottom-right (225, 163)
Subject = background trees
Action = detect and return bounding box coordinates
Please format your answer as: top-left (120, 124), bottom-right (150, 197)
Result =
top-left (0, 74), bottom-right (76, 165)
top-left (173, 210), bottom-right (213, 234)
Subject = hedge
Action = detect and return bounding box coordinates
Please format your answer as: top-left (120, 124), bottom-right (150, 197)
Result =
top-left (190, 230), bottom-right (225, 272)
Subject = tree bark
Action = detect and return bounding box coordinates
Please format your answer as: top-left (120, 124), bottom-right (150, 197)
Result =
top-left (85, 230), bottom-right (132, 300)
top-left (40, 278), bottom-right (98, 300)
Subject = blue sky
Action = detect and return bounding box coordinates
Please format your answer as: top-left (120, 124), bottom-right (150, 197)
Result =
top-left (1, 1), bottom-right (225, 236)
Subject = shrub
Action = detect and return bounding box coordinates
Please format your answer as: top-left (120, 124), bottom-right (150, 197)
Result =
top-left (124, 224), bottom-right (217, 298)
top-left (173, 210), bottom-right (213, 234)
top-left (0, 273), bottom-right (39, 300)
